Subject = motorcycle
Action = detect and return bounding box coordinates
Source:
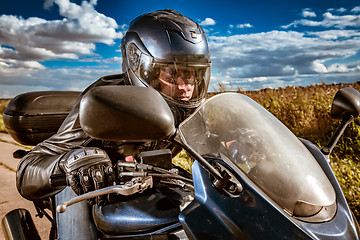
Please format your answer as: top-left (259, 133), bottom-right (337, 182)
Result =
top-left (2, 85), bottom-right (360, 239)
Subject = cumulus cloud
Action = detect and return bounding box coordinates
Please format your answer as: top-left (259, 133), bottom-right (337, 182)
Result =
top-left (336, 8), bottom-right (347, 13)
top-left (0, 0), bottom-right (122, 74)
top-left (0, 64), bottom-right (118, 98)
top-left (306, 29), bottom-right (360, 40)
top-left (208, 26), bottom-right (360, 90)
top-left (302, 8), bottom-right (316, 18)
top-left (199, 17), bottom-right (216, 26)
top-left (352, 6), bottom-right (360, 13)
top-left (247, 76), bottom-right (267, 83)
top-left (283, 9), bottom-right (360, 29)
top-left (1, 3), bottom-right (360, 95)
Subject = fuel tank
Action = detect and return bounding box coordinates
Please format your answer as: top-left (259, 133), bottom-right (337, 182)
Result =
top-left (93, 188), bottom-right (183, 235)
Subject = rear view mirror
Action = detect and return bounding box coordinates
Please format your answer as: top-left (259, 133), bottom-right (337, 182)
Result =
top-left (331, 87), bottom-right (360, 120)
top-left (79, 86), bottom-right (176, 142)
top-left (322, 87), bottom-right (360, 156)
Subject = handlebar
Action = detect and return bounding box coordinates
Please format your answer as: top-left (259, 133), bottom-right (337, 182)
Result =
top-left (50, 174), bottom-right (67, 187)
top-left (51, 160), bottom-right (194, 213)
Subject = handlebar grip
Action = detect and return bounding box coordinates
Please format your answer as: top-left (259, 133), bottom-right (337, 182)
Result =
top-left (50, 174), bottom-right (67, 187)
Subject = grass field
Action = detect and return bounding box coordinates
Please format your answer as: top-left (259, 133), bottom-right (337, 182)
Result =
top-left (1, 83), bottom-right (360, 221)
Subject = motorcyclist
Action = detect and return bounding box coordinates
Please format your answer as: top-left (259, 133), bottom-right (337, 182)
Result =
top-left (15, 9), bottom-right (211, 239)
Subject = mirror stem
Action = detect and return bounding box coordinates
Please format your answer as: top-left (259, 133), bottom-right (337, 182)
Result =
top-left (321, 113), bottom-right (354, 156)
top-left (173, 132), bottom-right (225, 184)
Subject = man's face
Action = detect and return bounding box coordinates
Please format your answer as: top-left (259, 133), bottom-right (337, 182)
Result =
top-left (158, 67), bottom-right (195, 102)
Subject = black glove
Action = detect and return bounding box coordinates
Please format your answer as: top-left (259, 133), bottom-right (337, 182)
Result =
top-left (59, 147), bottom-right (116, 205)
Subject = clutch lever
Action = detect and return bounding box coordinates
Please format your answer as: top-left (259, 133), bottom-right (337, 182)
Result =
top-left (56, 176), bottom-right (153, 213)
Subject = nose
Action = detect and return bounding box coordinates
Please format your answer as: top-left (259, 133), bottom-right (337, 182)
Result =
top-left (178, 86), bottom-right (187, 92)
top-left (176, 76), bottom-right (191, 88)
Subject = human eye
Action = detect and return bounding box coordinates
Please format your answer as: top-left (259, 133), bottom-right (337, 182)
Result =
top-left (168, 77), bottom-right (175, 84)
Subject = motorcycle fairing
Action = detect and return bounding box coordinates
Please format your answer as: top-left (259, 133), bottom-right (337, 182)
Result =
top-left (300, 139), bottom-right (360, 239)
top-left (180, 155), bottom-right (359, 239)
top-left (179, 159), bottom-right (313, 239)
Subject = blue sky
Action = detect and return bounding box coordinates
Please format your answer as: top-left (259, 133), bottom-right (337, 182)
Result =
top-left (0, 0), bottom-right (360, 98)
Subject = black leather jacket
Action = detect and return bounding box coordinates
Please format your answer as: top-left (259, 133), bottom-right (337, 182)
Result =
top-left (16, 74), bottom-right (128, 200)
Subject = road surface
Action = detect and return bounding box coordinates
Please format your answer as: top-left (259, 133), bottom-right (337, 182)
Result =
top-left (0, 132), bottom-right (51, 240)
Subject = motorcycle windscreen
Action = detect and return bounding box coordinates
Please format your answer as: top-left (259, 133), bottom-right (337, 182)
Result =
top-left (179, 93), bottom-right (336, 220)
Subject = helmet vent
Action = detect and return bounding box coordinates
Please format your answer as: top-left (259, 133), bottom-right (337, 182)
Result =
top-left (190, 30), bottom-right (197, 39)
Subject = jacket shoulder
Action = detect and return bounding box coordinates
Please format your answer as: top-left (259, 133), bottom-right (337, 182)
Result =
top-left (85, 74), bottom-right (126, 92)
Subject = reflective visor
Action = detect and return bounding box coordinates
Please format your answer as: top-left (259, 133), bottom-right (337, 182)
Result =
top-left (127, 43), bottom-right (211, 107)
top-left (152, 63), bottom-right (211, 104)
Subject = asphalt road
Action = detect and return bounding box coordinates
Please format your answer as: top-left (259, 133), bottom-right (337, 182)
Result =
top-left (0, 133), bottom-right (51, 240)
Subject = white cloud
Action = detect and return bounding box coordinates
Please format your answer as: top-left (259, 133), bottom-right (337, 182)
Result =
top-left (0, 0), bottom-right (122, 75)
top-left (327, 63), bottom-right (349, 73)
top-left (236, 23), bottom-right (253, 29)
top-left (199, 18), bottom-right (216, 26)
top-left (302, 8), bottom-right (316, 18)
top-left (0, 60), bottom-right (46, 78)
top-left (336, 8), bottom-right (347, 13)
top-left (247, 77), bottom-right (267, 83)
top-left (312, 60), bottom-right (327, 73)
top-left (0, 65), bottom-right (118, 94)
top-left (17, 61), bottom-right (46, 69)
top-left (1, 5), bottom-right (360, 96)
top-left (321, 12), bottom-right (360, 28)
top-left (102, 56), bottom-right (122, 65)
top-left (352, 6), bottom-right (360, 13)
top-left (306, 29), bottom-right (360, 40)
top-left (283, 10), bottom-right (360, 29)
top-left (208, 26), bottom-right (360, 90)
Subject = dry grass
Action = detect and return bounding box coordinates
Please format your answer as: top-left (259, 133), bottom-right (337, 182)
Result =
top-left (0, 99), bottom-right (10, 133)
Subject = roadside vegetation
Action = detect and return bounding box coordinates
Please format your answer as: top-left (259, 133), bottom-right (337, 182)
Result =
top-left (0, 99), bottom-right (10, 133)
top-left (1, 82), bottom-right (360, 221)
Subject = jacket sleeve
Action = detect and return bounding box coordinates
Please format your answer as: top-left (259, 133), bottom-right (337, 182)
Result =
top-left (16, 97), bottom-right (91, 200)
top-left (16, 74), bottom-right (125, 201)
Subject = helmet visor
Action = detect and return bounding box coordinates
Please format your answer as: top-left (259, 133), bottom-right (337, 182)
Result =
top-left (142, 61), bottom-right (210, 106)
top-left (154, 63), bottom-right (210, 104)
top-left (127, 43), bottom-right (211, 106)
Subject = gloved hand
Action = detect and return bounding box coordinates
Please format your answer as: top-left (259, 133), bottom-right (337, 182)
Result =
top-left (59, 147), bottom-right (116, 205)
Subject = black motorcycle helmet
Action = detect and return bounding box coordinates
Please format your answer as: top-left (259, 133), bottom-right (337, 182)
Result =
top-left (121, 9), bottom-right (211, 122)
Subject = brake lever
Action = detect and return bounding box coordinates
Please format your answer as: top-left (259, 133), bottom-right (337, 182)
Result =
top-left (56, 176), bottom-right (153, 213)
